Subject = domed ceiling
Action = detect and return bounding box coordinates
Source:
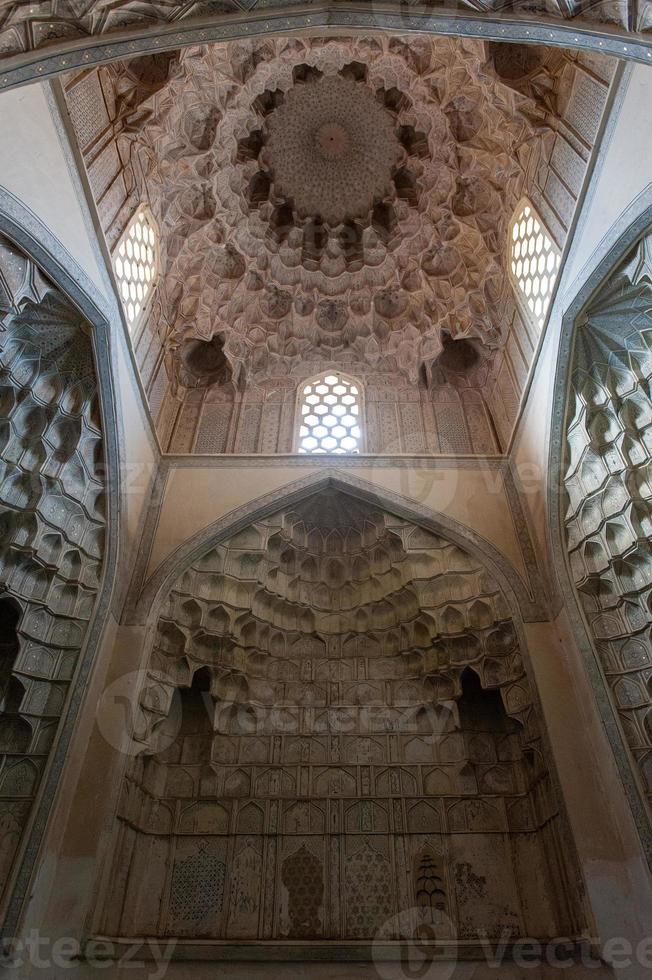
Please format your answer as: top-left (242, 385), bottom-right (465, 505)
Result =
top-left (64, 35), bottom-right (614, 452)
top-left (93, 39), bottom-right (551, 382)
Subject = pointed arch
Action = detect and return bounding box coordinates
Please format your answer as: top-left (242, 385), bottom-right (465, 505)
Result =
top-left (547, 189), bottom-right (652, 866)
top-left (0, 188), bottom-right (121, 934)
top-left (126, 469), bottom-right (542, 627)
top-left (100, 460), bottom-right (588, 947)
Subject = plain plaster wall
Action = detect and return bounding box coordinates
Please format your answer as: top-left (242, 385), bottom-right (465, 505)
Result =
top-left (0, 83), bottom-right (104, 290)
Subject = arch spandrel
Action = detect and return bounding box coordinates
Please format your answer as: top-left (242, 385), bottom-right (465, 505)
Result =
top-left (126, 471), bottom-right (546, 626)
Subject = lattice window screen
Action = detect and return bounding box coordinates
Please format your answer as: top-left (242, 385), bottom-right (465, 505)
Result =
top-left (509, 200), bottom-right (560, 331)
top-left (297, 373), bottom-right (362, 454)
top-left (113, 206), bottom-right (158, 330)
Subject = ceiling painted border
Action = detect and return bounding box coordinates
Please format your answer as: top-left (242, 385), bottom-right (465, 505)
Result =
top-left (0, 2), bottom-right (650, 92)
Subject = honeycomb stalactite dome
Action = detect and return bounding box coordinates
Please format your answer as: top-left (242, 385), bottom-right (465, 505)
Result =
top-left (263, 74), bottom-right (402, 226)
top-left (90, 36), bottom-right (568, 391)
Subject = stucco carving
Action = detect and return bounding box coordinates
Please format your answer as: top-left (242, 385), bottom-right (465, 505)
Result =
top-left (563, 231), bottom-right (652, 811)
top-left (263, 72), bottom-right (403, 227)
top-left (98, 488), bottom-right (582, 945)
top-left (64, 37), bottom-right (612, 454)
top-left (0, 235), bottom-right (106, 902)
top-left (90, 37), bottom-right (556, 390)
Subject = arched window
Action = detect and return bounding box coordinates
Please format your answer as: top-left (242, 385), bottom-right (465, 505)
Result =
top-left (296, 373), bottom-right (363, 454)
top-left (509, 199), bottom-right (561, 331)
top-left (113, 205), bottom-right (159, 332)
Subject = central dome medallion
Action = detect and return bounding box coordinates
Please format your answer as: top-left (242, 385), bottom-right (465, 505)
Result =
top-left (315, 121), bottom-right (349, 159)
top-left (263, 75), bottom-right (402, 226)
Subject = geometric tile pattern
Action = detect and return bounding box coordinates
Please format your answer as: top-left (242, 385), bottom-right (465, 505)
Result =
top-left (345, 839), bottom-right (393, 938)
top-left (281, 844), bottom-right (324, 938)
top-left (169, 845), bottom-right (226, 924)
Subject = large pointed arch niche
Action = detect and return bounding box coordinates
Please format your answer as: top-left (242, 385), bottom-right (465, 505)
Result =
top-left (560, 229), bottom-right (652, 826)
top-left (96, 486), bottom-right (585, 955)
top-left (0, 231), bottom-right (108, 917)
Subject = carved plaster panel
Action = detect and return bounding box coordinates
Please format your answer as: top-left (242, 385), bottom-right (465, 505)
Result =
top-left (0, 1), bottom-right (648, 80)
top-left (90, 37), bottom-right (546, 387)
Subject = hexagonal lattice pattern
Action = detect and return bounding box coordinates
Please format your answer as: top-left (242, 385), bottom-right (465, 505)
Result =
top-left (170, 846), bottom-right (226, 924)
top-left (509, 201), bottom-right (560, 330)
top-left (345, 841), bottom-right (394, 938)
top-left (297, 374), bottom-right (361, 454)
top-left (113, 207), bottom-right (158, 330)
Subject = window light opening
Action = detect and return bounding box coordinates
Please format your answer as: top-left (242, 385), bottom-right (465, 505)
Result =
top-left (113, 206), bottom-right (158, 332)
top-left (297, 373), bottom-right (362, 454)
top-left (509, 201), bottom-right (561, 331)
